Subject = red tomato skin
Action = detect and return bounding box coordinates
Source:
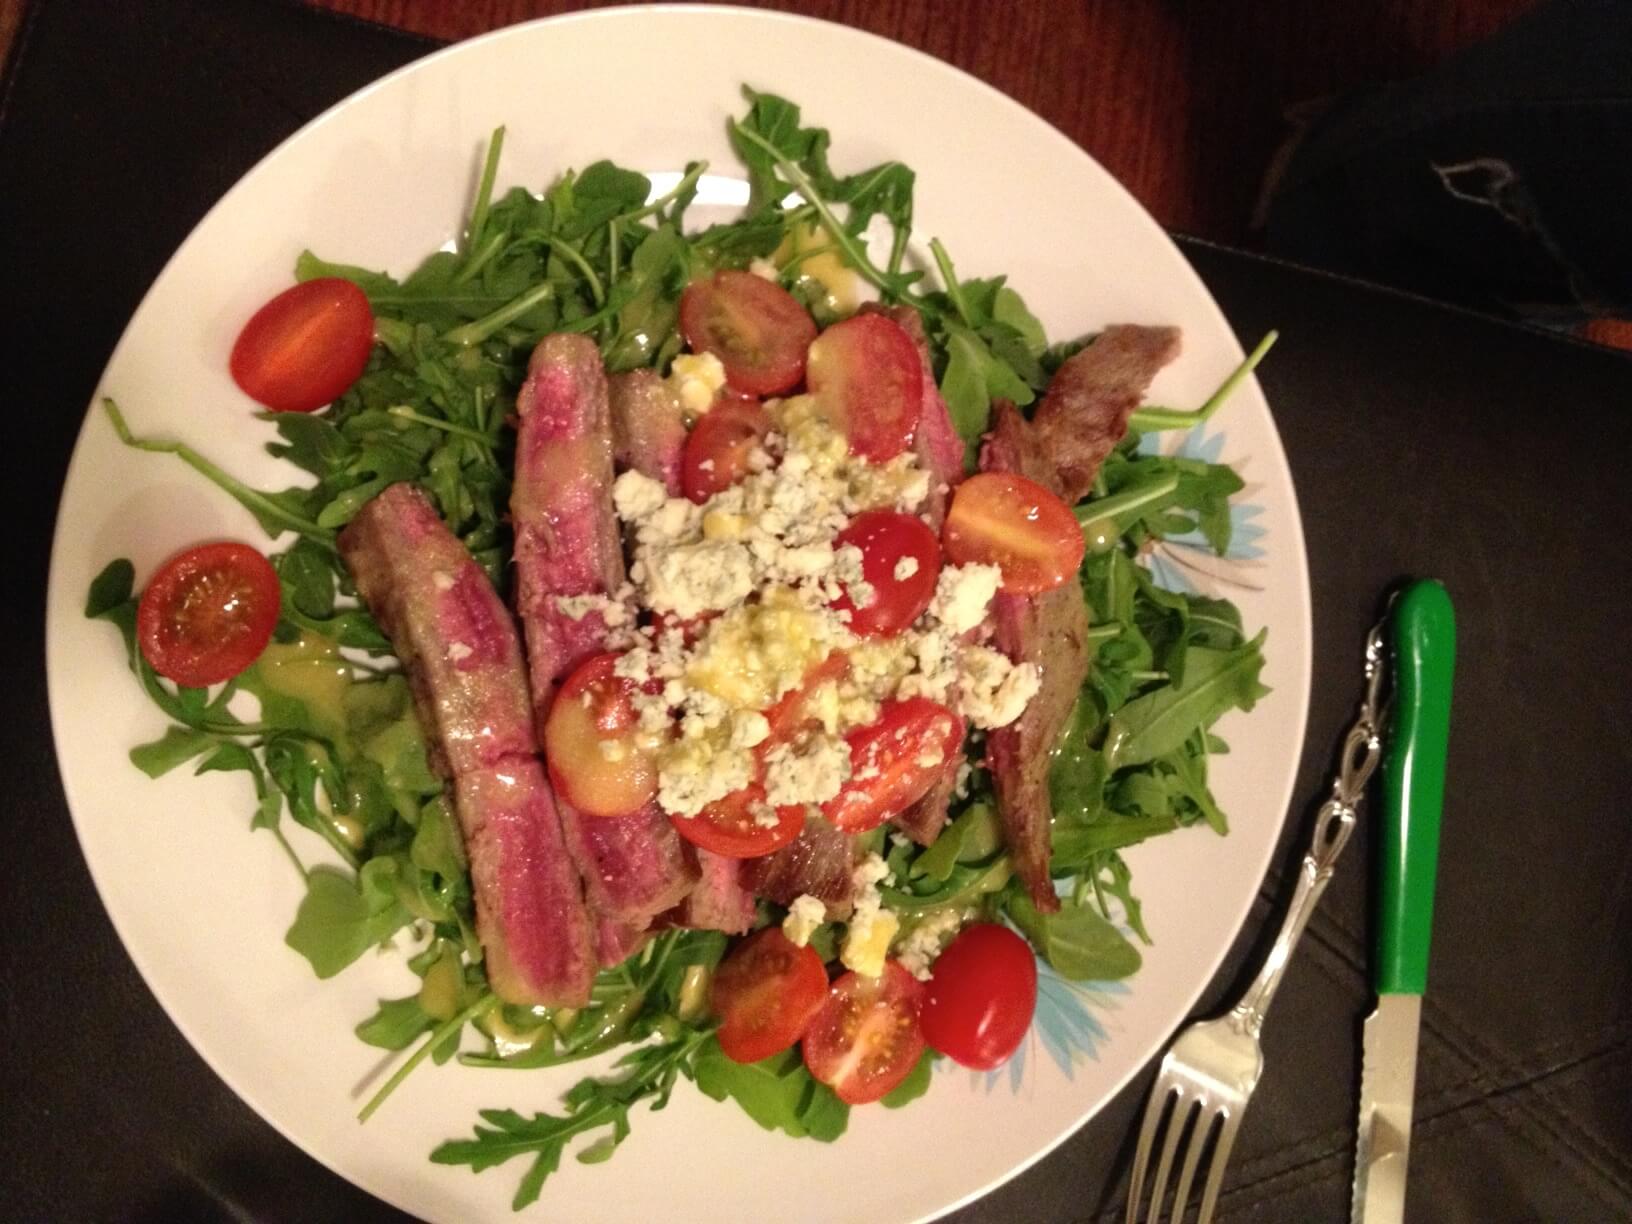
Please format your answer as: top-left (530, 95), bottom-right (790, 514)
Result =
top-left (822, 698), bottom-right (964, 833)
top-left (804, 314), bottom-right (923, 462)
top-left (801, 961), bottom-right (926, 1104)
top-left (681, 397), bottom-right (772, 504)
top-left (920, 924), bottom-right (1038, 1070)
top-left (136, 542), bottom-right (282, 688)
top-left (670, 783), bottom-right (805, 859)
top-left (711, 929), bottom-right (829, 1064)
top-left (230, 278), bottom-right (374, 413)
top-left (942, 471), bottom-right (1086, 595)
top-left (831, 510), bottom-right (942, 638)
top-left (679, 271), bottom-right (817, 397)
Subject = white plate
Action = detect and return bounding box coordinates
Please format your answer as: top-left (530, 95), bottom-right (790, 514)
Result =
top-left (45, 8), bottom-right (1311, 1221)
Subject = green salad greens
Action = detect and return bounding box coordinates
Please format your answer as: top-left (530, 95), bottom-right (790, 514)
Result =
top-left (86, 87), bottom-right (1271, 1208)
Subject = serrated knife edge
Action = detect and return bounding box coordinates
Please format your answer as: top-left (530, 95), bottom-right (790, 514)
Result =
top-left (1352, 994), bottom-right (1421, 1224)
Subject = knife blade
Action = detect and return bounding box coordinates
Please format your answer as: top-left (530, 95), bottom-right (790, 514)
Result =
top-left (1352, 580), bottom-right (1455, 1224)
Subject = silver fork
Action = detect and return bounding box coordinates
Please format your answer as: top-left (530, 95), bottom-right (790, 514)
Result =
top-left (1125, 625), bottom-right (1387, 1224)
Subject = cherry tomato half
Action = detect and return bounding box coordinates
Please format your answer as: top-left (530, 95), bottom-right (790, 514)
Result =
top-left (544, 653), bottom-right (663, 818)
top-left (136, 542), bottom-right (282, 688)
top-left (711, 928), bottom-right (829, 1064)
top-left (671, 783), bottom-right (805, 859)
top-left (920, 923), bottom-right (1038, 1070)
top-left (832, 510), bottom-right (941, 638)
top-left (679, 270), bottom-right (817, 397)
top-left (230, 277), bottom-right (374, 413)
top-left (681, 397), bottom-right (772, 504)
top-left (802, 960), bottom-right (926, 1104)
top-left (942, 472), bottom-right (1086, 595)
top-left (804, 314), bottom-right (922, 462)
top-left (821, 697), bottom-right (964, 834)
top-left (762, 651), bottom-right (850, 741)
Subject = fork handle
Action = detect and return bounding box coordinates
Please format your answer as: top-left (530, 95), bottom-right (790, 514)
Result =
top-left (1229, 622), bottom-right (1385, 1037)
top-left (1229, 794), bottom-right (1355, 1037)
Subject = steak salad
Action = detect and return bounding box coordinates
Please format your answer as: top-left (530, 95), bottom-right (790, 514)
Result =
top-left (85, 89), bottom-right (1273, 1207)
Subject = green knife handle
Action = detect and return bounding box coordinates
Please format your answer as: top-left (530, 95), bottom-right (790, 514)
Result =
top-left (1377, 580), bottom-right (1456, 996)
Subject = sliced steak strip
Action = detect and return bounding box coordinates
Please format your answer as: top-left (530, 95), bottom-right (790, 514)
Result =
top-left (674, 849), bottom-right (757, 935)
top-left (741, 816), bottom-right (857, 919)
top-left (979, 403), bottom-right (1093, 913)
top-left (511, 333), bottom-right (628, 725)
top-left (892, 756), bottom-right (961, 847)
top-left (1029, 324), bottom-right (1181, 503)
top-left (513, 335), bottom-right (700, 927)
top-left (594, 912), bottom-right (653, 967)
top-left (559, 801), bottom-right (699, 924)
top-left (609, 369), bottom-right (687, 496)
top-left (339, 482), bottom-right (536, 779)
top-left (340, 483), bottom-right (595, 1005)
top-left (454, 764), bottom-right (598, 1005)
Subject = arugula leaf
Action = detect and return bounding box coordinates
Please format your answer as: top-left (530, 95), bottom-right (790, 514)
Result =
top-left (881, 1051), bottom-right (936, 1108)
top-left (129, 725), bottom-right (218, 778)
top-left (1006, 888), bottom-right (1141, 981)
top-left (939, 326), bottom-right (991, 462)
top-left (1089, 853), bottom-right (1152, 945)
top-left (911, 802), bottom-right (1002, 883)
top-left (432, 1028), bottom-right (710, 1210)
top-left (694, 1040), bottom-right (849, 1142)
top-left (1105, 632), bottom-right (1269, 770)
top-left (730, 88), bottom-right (836, 210)
top-left (284, 860), bottom-right (411, 979)
top-left (85, 558), bottom-right (134, 617)
top-left (357, 995), bottom-right (435, 1051)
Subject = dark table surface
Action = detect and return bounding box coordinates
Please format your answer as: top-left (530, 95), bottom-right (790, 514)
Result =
top-left (5, 2), bottom-right (1631, 1222)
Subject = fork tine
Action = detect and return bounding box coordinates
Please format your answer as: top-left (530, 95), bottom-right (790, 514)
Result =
top-left (1146, 1092), bottom-right (1195, 1224)
top-left (1124, 1081), bottom-right (1177, 1224)
top-left (1169, 1106), bottom-right (1216, 1222)
top-left (1195, 1107), bottom-right (1244, 1224)
top-left (1125, 1083), bottom-right (1170, 1224)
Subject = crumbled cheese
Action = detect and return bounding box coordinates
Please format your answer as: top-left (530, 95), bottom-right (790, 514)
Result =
top-left (604, 387), bottom-right (1041, 823)
top-left (554, 591), bottom-right (632, 627)
top-left (668, 351), bottom-right (727, 417)
top-left (431, 571), bottom-right (455, 593)
top-left (841, 853), bottom-right (898, 978)
top-left (447, 642), bottom-right (473, 663)
top-left (612, 469), bottom-right (669, 522)
top-left (958, 645), bottom-right (1042, 729)
top-left (749, 256), bottom-right (780, 282)
top-left (781, 894), bottom-right (826, 946)
top-left (644, 541), bottom-right (755, 619)
top-left (728, 710), bottom-right (771, 750)
top-left (762, 734), bottom-right (851, 808)
top-left (897, 908), bottom-right (966, 981)
top-left (657, 738), bottom-right (754, 818)
top-left (930, 563), bottom-right (1002, 635)
top-left (686, 587), bottom-right (849, 710)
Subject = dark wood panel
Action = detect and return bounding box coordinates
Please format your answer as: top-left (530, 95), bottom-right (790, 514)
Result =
top-left (296, 0), bottom-right (1541, 242)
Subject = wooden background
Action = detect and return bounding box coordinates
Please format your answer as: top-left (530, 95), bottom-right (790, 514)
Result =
top-left (1, 0), bottom-right (1540, 245)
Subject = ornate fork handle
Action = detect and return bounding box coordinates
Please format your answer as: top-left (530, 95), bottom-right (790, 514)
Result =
top-left (1229, 624), bottom-right (1387, 1039)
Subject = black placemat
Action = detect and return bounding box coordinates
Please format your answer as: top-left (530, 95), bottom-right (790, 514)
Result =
top-left (4, 2), bottom-right (1630, 1222)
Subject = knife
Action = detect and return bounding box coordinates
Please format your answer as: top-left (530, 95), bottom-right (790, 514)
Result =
top-left (1351, 580), bottom-right (1456, 1224)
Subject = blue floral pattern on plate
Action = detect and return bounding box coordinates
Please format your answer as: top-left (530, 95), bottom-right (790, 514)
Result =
top-left (949, 415), bottom-right (1268, 1093)
top-left (1138, 423), bottom-right (1268, 598)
